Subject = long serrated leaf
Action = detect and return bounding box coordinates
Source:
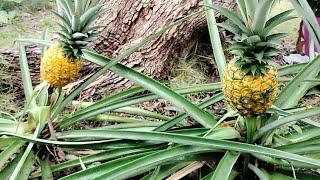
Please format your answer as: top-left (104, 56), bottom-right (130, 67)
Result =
top-left (74, 102), bottom-right (171, 121)
top-left (63, 145), bottom-right (217, 180)
top-left (67, 83), bottom-right (220, 123)
top-left (0, 140), bottom-right (24, 169)
top-left (248, 164), bottom-right (270, 180)
top-left (4, 130), bottom-right (320, 167)
top-left (0, 153), bottom-right (23, 178)
top-left (18, 44), bottom-right (36, 108)
top-left (30, 145), bottom-right (160, 178)
top-left (245, 0), bottom-right (258, 20)
top-left (237, 0), bottom-right (248, 24)
top-left (57, 0), bottom-right (72, 22)
top-left (204, 0), bottom-right (226, 76)
top-left (205, 4), bottom-right (250, 34)
top-left (216, 23), bottom-right (242, 36)
top-left (290, 0), bottom-right (320, 48)
top-left (154, 92), bottom-right (223, 132)
top-left (254, 107), bottom-right (320, 140)
top-left (210, 151), bottom-right (240, 180)
top-left (14, 151), bottom-right (36, 180)
top-left (59, 84), bottom-right (221, 127)
top-left (61, 50), bottom-right (217, 128)
top-left (52, 10), bottom-right (206, 119)
top-left (51, 10), bottom-right (72, 28)
top-left (278, 63), bottom-right (307, 76)
top-left (40, 156), bottom-right (53, 180)
top-left (60, 151), bottom-right (155, 179)
top-left (253, 153), bottom-right (318, 168)
top-left (17, 38), bottom-right (54, 46)
top-left (40, 28), bottom-right (49, 58)
top-left (252, 0), bottom-right (274, 32)
top-left (275, 56), bottom-right (320, 108)
top-left (261, 9), bottom-right (295, 36)
top-left (80, 5), bottom-right (101, 29)
top-left (141, 163), bottom-right (189, 180)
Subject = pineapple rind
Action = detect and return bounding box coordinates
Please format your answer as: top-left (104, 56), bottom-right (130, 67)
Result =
top-left (223, 59), bottom-right (278, 116)
top-left (40, 43), bottom-right (82, 87)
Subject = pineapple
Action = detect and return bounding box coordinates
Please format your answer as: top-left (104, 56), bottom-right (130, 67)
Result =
top-left (208, 0), bottom-right (294, 116)
top-left (40, 0), bottom-right (104, 87)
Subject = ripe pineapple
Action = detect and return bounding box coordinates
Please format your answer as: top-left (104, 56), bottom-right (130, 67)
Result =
top-left (40, 0), bottom-right (104, 87)
top-left (208, 0), bottom-right (294, 116)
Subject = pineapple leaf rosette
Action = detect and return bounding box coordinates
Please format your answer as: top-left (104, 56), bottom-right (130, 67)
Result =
top-left (208, 0), bottom-right (294, 116)
top-left (40, 0), bottom-right (104, 87)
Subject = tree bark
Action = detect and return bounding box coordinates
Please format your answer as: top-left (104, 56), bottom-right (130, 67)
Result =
top-left (89, 0), bottom-right (236, 95)
top-left (0, 0), bottom-right (236, 100)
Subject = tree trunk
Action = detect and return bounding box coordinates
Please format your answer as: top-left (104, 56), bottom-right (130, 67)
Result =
top-left (89, 0), bottom-right (236, 95)
top-left (0, 0), bottom-right (236, 100)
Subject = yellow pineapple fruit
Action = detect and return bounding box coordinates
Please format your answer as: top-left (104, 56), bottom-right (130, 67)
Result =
top-left (40, 0), bottom-right (104, 87)
top-left (209, 0), bottom-right (293, 116)
top-left (40, 43), bottom-right (82, 87)
top-left (223, 59), bottom-right (279, 116)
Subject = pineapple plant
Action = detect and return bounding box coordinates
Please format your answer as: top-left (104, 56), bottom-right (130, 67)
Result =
top-left (208, 0), bottom-right (294, 116)
top-left (40, 0), bottom-right (103, 87)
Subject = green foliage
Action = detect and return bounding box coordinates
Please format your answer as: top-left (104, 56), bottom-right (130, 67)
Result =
top-left (1, 0), bottom-right (320, 179)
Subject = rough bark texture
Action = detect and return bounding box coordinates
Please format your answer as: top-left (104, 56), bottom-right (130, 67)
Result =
top-left (0, 0), bottom-right (236, 100)
top-left (90, 0), bottom-right (236, 94)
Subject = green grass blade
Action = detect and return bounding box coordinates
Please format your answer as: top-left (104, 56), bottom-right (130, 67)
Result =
top-left (210, 151), bottom-right (240, 180)
top-left (204, 0), bottom-right (226, 76)
top-left (275, 56), bottom-right (320, 109)
top-left (0, 137), bottom-right (18, 150)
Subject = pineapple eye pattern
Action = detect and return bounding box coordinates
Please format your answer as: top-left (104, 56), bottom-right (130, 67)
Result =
top-left (223, 60), bottom-right (278, 116)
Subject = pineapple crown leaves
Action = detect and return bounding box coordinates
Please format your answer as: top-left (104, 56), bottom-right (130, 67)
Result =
top-left (52, 0), bottom-right (107, 59)
top-left (206, 0), bottom-right (296, 75)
